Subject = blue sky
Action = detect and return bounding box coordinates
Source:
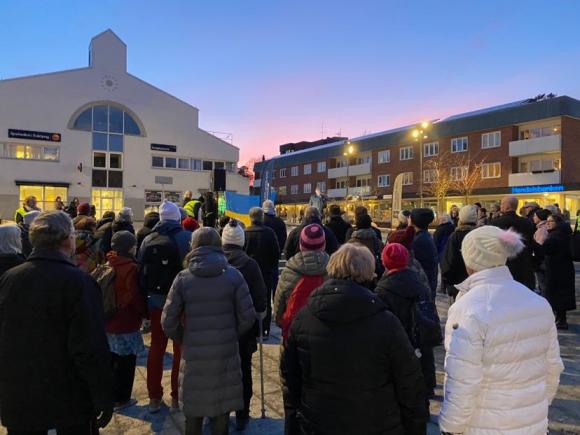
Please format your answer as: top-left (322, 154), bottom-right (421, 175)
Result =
top-left (1, 0), bottom-right (579, 163)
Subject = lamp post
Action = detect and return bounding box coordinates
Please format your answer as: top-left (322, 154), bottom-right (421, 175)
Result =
top-left (343, 142), bottom-right (355, 200)
top-left (412, 121), bottom-right (430, 208)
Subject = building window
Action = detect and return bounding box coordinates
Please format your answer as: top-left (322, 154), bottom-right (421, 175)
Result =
top-left (482, 131), bottom-right (501, 149)
top-left (291, 184), bottom-right (299, 195)
top-left (450, 166), bottom-right (468, 181)
top-left (451, 137), bottom-right (468, 153)
top-left (202, 160), bottom-right (213, 171)
top-left (278, 186), bottom-right (287, 196)
top-left (336, 180), bottom-right (347, 189)
top-left (356, 156), bottom-right (372, 165)
top-left (424, 142), bottom-right (439, 157)
top-left (165, 157), bottom-right (177, 168)
top-left (1, 143), bottom-right (60, 161)
top-left (91, 188), bottom-right (124, 218)
top-left (279, 168), bottom-right (287, 178)
top-left (226, 162), bottom-right (236, 172)
top-left (291, 166), bottom-right (299, 176)
top-left (402, 172), bottom-right (413, 185)
top-left (336, 159), bottom-right (348, 168)
top-left (519, 125), bottom-right (560, 140)
top-left (214, 161), bottom-right (225, 170)
top-left (72, 104), bottom-right (142, 136)
top-left (378, 150), bottom-right (390, 164)
top-left (19, 185), bottom-right (67, 212)
top-left (400, 146), bottom-right (414, 160)
top-left (94, 151), bottom-right (122, 170)
top-left (377, 174), bottom-right (390, 187)
top-left (520, 158), bottom-right (560, 173)
top-left (178, 158), bottom-right (191, 170)
top-left (481, 162), bottom-right (501, 179)
top-left (303, 164), bottom-right (312, 175)
top-left (304, 183), bottom-right (312, 194)
top-left (423, 169), bottom-right (437, 184)
top-left (316, 181), bottom-right (326, 192)
top-left (192, 159), bottom-right (202, 171)
top-left (356, 178), bottom-right (371, 187)
top-left (317, 161), bottom-right (326, 172)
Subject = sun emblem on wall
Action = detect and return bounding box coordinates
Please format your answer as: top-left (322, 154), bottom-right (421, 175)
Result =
top-left (100, 74), bottom-right (119, 92)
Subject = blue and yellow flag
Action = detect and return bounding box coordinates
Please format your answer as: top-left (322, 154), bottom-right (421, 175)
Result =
top-left (224, 192), bottom-right (261, 227)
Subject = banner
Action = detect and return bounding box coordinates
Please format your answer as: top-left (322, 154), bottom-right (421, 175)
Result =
top-left (391, 173), bottom-right (404, 227)
top-left (224, 191), bottom-right (261, 227)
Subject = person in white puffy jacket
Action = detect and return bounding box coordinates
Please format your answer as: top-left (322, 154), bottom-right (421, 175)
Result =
top-left (439, 225), bottom-right (564, 435)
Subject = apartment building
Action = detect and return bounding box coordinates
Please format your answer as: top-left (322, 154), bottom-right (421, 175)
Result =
top-left (254, 95), bottom-right (580, 224)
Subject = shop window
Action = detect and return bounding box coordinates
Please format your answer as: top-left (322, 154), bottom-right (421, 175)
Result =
top-left (91, 188), bottom-right (123, 218)
top-left (43, 146), bottom-right (59, 161)
top-left (19, 185), bottom-right (67, 212)
top-left (1, 143), bottom-right (60, 161)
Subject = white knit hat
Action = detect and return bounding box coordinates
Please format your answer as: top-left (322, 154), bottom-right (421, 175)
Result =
top-left (262, 200), bottom-right (275, 216)
top-left (461, 226), bottom-right (524, 272)
top-left (23, 210), bottom-right (41, 226)
top-left (159, 200), bottom-right (181, 222)
top-left (459, 205), bottom-right (478, 224)
top-left (222, 219), bottom-right (245, 247)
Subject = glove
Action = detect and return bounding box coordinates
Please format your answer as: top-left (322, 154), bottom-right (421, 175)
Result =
top-left (96, 405), bottom-right (114, 428)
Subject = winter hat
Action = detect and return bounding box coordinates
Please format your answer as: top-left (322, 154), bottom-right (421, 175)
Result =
top-left (381, 242), bottom-right (409, 273)
top-left (461, 226), bottom-right (524, 273)
top-left (329, 204), bottom-right (342, 216)
top-left (387, 226), bottom-right (415, 250)
top-left (23, 210), bottom-right (41, 227)
top-left (262, 200), bottom-right (276, 216)
top-left (117, 207), bottom-right (133, 223)
top-left (77, 202), bottom-right (91, 216)
top-left (300, 224), bottom-right (326, 252)
top-left (535, 209), bottom-right (551, 221)
top-left (410, 208), bottom-right (434, 230)
top-left (459, 205), bottom-right (478, 225)
top-left (398, 210), bottom-right (411, 226)
top-left (111, 230), bottom-right (136, 255)
top-left (182, 216), bottom-right (199, 232)
top-left (222, 219), bottom-right (245, 247)
top-left (159, 200), bottom-right (181, 222)
top-left (355, 214), bottom-right (372, 229)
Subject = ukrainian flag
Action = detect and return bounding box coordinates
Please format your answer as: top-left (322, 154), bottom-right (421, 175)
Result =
top-left (224, 192), bottom-right (261, 227)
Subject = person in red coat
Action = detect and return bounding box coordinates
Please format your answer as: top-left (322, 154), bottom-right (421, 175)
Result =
top-left (106, 231), bottom-right (147, 411)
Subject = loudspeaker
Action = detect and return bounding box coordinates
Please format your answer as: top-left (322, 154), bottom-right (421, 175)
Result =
top-left (213, 168), bottom-right (226, 191)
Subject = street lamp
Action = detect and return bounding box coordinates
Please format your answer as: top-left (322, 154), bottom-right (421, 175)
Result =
top-left (343, 141), bottom-right (355, 200)
top-left (412, 121), bottom-right (430, 207)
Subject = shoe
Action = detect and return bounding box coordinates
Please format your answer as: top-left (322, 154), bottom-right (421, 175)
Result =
top-left (114, 398), bottom-right (137, 412)
top-left (149, 399), bottom-right (163, 414)
top-left (236, 417), bottom-right (249, 431)
top-left (170, 398), bottom-right (180, 412)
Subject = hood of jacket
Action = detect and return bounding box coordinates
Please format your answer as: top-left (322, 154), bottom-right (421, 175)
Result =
top-left (106, 251), bottom-right (135, 267)
top-left (223, 244), bottom-right (251, 269)
top-left (96, 216), bottom-right (114, 229)
top-left (188, 245), bottom-right (228, 278)
top-left (377, 269), bottom-right (421, 299)
top-left (286, 250), bottom-right (329, 276)
top-left (455, 265), bottom-right (512, 295)
top-left (308, 278), bottom-right (386, 324)
top-left (153, 219), bottom-right (183, 236)
top-left (350, 227), bottom-right (376, 241)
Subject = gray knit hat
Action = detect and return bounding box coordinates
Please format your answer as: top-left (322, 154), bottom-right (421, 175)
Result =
top-left (111, 230), bottom-right (136, 254)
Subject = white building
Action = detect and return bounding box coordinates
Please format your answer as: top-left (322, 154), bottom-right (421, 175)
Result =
top-left (0, 29), bottom-right (248, 221)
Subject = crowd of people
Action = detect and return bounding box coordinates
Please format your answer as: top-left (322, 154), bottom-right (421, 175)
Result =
top-left (0, 192), bottom-right (574, 434)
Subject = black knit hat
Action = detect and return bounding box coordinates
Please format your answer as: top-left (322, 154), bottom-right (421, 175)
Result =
top-left (355, 214), bottom-right (372, 229)
top-left (535, 209), bottom-right (551, 221)
top-left (111, 230), bottom-right (136, 254)
top-left (410, 208), bottom-right (435, 230)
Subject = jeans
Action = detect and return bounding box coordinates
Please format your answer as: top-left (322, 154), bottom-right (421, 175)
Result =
top-left (185, 414), bottom-right (229, 435)
top-left (147, 307), bottom-right (182, 400)
top-left (8, 420), bottom-right (98, 435)
top-left (111, 352), bottom-right (137, 403)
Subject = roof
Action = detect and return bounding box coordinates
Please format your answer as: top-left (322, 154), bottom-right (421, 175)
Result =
top-left (255, 95), bottom-right (580, 172)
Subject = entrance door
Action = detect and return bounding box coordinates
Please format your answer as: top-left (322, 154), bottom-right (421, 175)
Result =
top-left (91, 188), bottom-right (123, 218)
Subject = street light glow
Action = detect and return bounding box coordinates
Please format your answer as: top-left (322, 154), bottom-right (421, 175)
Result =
top-left (421, 121), bottom-right (430, 129)
top-left (412, 130), bottom-right (420, 138)
top-left (348, 145), bottom-right (354, 154)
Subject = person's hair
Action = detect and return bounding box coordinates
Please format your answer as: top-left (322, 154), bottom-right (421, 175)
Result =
top-left (249, 207), bottom-right (264, 223)
top-left (439, 213), bottom-right (452, 224)
top-left (327, 244), bottom-right (375, 283)
top-left (474, 202), bottom-right (482, 208)
top-left (24, 195), bottom-right (36, 206)
top-left (74, 216), bottom-right (96, 232)
top-left (329, 204), bottom-right (341, 216)
top-left (190, 227), bottom-right (222, 250)
top-left (502, 196), bottom-right (519, 212)
top-left (354, 206), bottom-right (368, 218)
top-left (29, 211), bottom-right (74, 251)
top-left (219, 215), bottom-right (231, 228)
top-left (102, 211), bottom-right (116, 220)
top-left (304, 206), bottom-right (320, 221)
top-left (0, 224), bottom-right (22, 255)
top-left (549, 214), bottom-right (564, 224)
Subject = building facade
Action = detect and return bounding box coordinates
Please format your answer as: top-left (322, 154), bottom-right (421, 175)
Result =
top-left (254, 95), bottom-right (580, 225)
top-left (0, 30), bottom-right (248, 221)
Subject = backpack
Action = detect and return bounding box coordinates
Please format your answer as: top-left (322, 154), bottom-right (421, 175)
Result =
top-left (141, 231), bottom-right (182, 295)
top-left (281, 274), bottom-right (325, 341)
top-left (91, 263), bottom-right (117, 319)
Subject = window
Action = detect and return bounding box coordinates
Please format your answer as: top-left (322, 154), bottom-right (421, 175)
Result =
top-left (522, 158), bottom-right (560, 173)
top-left (377, 174), bottom-right (390, 187)
top-left (214, 161), bottom-right (225, 170)
top-left (91, 188), bottom-right (124, 218)
top-left (192, 159), bottom-right (202, 171)
top-left (316, 181), bottom-right (326, 192)
top-left (336, 180), bottom-right (347, 189)
top-left (291, 185), bottom-right (299, 195)
top-left (92, 132), bottom-right (123, 152)
top-left (278, 186), bottom-right (287, 196)
top-left (450, 166), bottom-right (468, 181)
top-left (1, 143), bottom-right (60, 161)
top-left (482, 131), bottom-right (501, 149)
top-left (93, 152), bottom-right (107, 168)
top-left (400, 146), bottom-right (414, 160)
top-left (226, 162), bottom-right (236, 172)
top-left (18, 185), bottom-right (67, 212)
top-left (402, 172), bottom-right (413, 185)
top-left (304, 164), bottom-right (312, 175)
top-left (356, 178), bottom-right (371, 187)
top-left (424, 142), bottom-right (439, 157)
top-left (356, 156), bottom-right (372, 165)
top-left (317, 161), bottom-right (326, 172)
top-left (423, 169), bottom-right (437, 184)
top-left (94, 152), bottom-right (122, 170)
top-left (165, 157), bottom-right (177, 168)
top-left (152, 156), bottom-right (164, 168)
top-left (519, 124), bottom-right (560, 140)
top-left (178, 158), bottom-right (191, 170)
top-left (279, 168), bottom-right (287, 178)
top-left (203, 160), bottom-right (213, 171)
top-left (304, 183), bottom-right (312, 194)
top-left (72, 104), bottom-right (142, 136)
top-left (378, 150), bottom-right (391, 164)
top-left (336, 159), bottom-right (348, 168)
top-left (481, 162), bottom-right (501, 179)
top-left (291, 166), bottom-right (299, 176)
top-left (451, 137), bottom-right (468, 153)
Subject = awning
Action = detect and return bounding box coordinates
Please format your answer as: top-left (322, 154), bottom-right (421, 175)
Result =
top-left (15, 180), bottom-right (70, 188)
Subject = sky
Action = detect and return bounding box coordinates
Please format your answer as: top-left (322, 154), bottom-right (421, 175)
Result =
top-left (1, 0), bottom-right (580, 165)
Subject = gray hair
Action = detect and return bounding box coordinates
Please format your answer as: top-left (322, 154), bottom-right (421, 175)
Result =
top-left (29, 211), bottom-right (74, 251)
top-left (304, 206), bottom-right (320, 221)
top-left (327, 244), bottom-right (375, 283)
top-left (439, 213), bottom-right (452, 224)
top-left (191, 227), bottom-right (222, 250)
top-left (0, 224), bottom-right (22, 255)
top-left (501, 196), bottom-right (519, 212)
top-left (249, 207), bottom-right (264, 223)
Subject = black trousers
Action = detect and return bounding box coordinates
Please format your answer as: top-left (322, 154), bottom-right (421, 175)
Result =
top-left (420, 346), bottom-right (436, 395)
top-left (236, 347), bottom-right (254, 420)
top-left (8, 420), bottom-right (98, 435)
top-left (111, 352), bottom-right (137, 403)
top-left (185, 414), bottom-right (229, 435)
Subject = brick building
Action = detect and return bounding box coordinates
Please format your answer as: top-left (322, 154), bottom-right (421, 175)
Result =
top-left (254, 95), bottom-right (580, 225)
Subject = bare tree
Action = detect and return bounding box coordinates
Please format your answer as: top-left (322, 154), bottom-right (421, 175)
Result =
top-left (422, 150), bottom-right (456, 213)
top-left (450, 153), bottom-right (486, 204)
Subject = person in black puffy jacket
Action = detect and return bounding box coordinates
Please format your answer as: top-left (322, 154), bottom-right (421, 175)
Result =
top-left (137, 211), bottom-right (160, 253)
top-left (325, 205), bottom-right (352, 244)
top-left (281, 243), bottom-right (427, 435)
top-left (284, 207), bottom-right (338, 260)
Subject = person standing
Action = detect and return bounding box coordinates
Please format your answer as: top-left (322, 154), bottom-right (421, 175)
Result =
top-left (139, 200), bottom-right (192, 413)
top-left (532, 209), bottom-right (551, 297)
top-left (439, 226), bottom-right (563, 435)
top-left (410, 208), bottom-right (438, 298)
top-left (0, 224), bottom-right (25, 278)
top-left (347, 213), bottom-right (384, 279)
top-left (544, 214), bottom-right (576, 329)
top-left (73, 202), bottom-right (91, 225)
top-left (284, 207), bottom-right (339, 260)
top-left (244, 207), bottom-right (280, 338)
top-left (308, 186), bottom-right (326, 216)
top-left (72, 215), bottom-right (100, 273)
top-left (262, 199), bottom-right (287, 300)
top-left (137, 211), bottom-right (160, 253)
top-left (432, 213), bottom-right (455, 257)
top-left (282, 244), bottom-right (427, 435)
top-left (491, 196), bottom-right (536, 290)
top-left (0, 211), bottom-right (113, 434)
top-left (54, 196), bottom-right (65, 211)
top-left (162, 228), bottom-right (257, 435)
top-left (19, 210), bottom-right (40, 258)
top-left (344, 206), bottom-right (382, 242)
top-left (325, 204), bottom-right (351, 244)
top-left (202, 191), bottom-right (218, 228)
top-left (112, 207), bottom-right (136, 235)
top-left (14, 195), bottom-right (40, 225)
top-left (222, 219), bottom-right (267, 430)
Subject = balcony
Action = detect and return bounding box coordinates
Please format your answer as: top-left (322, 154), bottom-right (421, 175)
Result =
top-left (327, 162), bottom-right (372, 178)
top-left (349, 186), bottom-right (372, 196)
top-left (327, 188), bottom-right (347, 198)
top-left (253, 179), bottom-right (261, 188)
top-left (508, 170), bottom-right (561, 187)
top-left (509, 134), bottom-right (561, 157)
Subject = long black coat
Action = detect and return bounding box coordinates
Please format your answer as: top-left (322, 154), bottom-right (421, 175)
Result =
top-left (0, 250), bottom-right (112, 430)
top-left (544, 224), bottom-right (577, 312)
top-left (284, 217), bottom-right (339, 260)
top-left (0, 254), bottom-right (25, 279)
top-left (433, 222), bottom-right (455, 257)
top-left (491, 212), bottom-right (536, 290)
top-left (325, 216), bottom-right (352, 244)
top-left (282, 279), bottom-right (427, 435)
top-left (412, 230), bottom-right (438, 296)
top-left (264, 213), bottom-right (287, 252)
top-left (244, 223), bottom-right (280, 290)
top-left (440, 224), bottom-right (476, 297)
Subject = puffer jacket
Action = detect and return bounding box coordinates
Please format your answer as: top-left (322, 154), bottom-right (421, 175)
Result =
top-left (348, 228), bottom-right (384, 277)
top-left (273, 251), bottom-right (329, 327)
top-left (439, 266), bottom-right (564, 435)
top-left (161, 245), bottom-right (256, 417)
